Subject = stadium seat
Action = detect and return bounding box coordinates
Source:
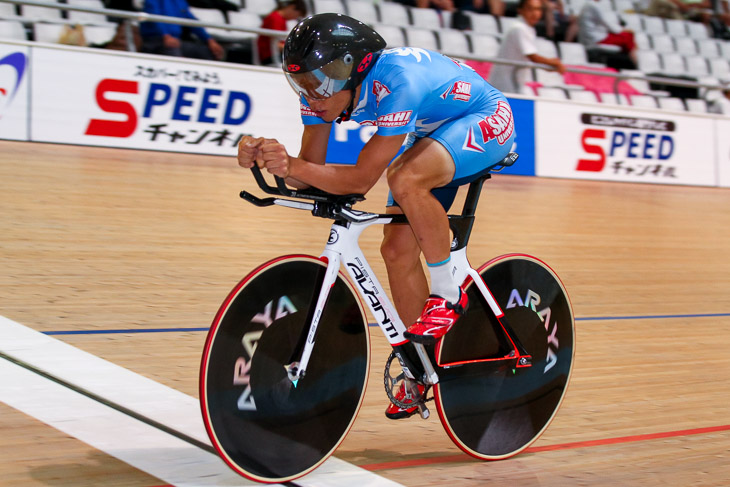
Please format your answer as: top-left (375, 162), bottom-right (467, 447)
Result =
top-left (650, 34), bottom-right (675, 54)
top-left (709, 58), bottom-right (730, 78)
top-left (346, 0), bottom-right (379, 25)
top-left (686, 21), bottom-right (710, 39)
top-left (697, 39), bottom-right (720, 58)
top-left (66, 0), bottom-right (108, 25)
top-left (660, 53), bottom-right (685, 75)
top-left (409, 6), bottom-right (441, 29)
top-left (621, 13), bottom-right (642, 32)
top-left (664, 19), bottom-right (688, 37)
top-left (569, 89), bottom-right (599, 103)
top-left (437, 29), bottom-right (470, 57)
top-left (637, 50), bottom-right (661, 73)
top-left (226, 10), bottom-right (261, 41)
top-left (537, 86), bottom-right (569, 100)
top-left (657, 96), bottom-right (686, 111)
top-left (466, 12), bottom-right (499, 36)
top-left (634, 32), bottom-right (651, 51)
top-left (0, 19), bottom-right (26, 40)
top-left (32, 22), bottom-right (67, 43)
top-left (499, 16), bottom-right (519, 34)
top-left (643, 15), bottom-right (665, 34)
top-left (373, 23), bottom-right (406, 47)
top-left (404, 27), bottom-right (438, 50)
top-left (674, 36), bottom-right (697, 56)
top-left (21, 3), bottom-right (65, 22)
top-left (685, 98), bottom-right (708, 113)
top-left (630, 94), bottom-right (658, 109)
top-left (377, 2), bottom-right (410, 27)
top-left (84, 24), bottom-right (116, 45)
top-left (468, 33), bottom-right (500, 58)
top-left (312, 0), bottom-right (346, 14)
top-left (536, 37), bottom-right (559, 58)
top-left (558, 41), bottom-right (589, 65)
top-left (685, 55), bottom-right (710, 76)
top-left (242, 0), bottom-right (276, 16)
top-left (0, 2), bottom-right (19, 18)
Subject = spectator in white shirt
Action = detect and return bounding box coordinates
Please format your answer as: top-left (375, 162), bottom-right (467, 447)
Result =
top-left (488, 0), bottom-right (565, 94)
top-left (578, 0), bottom-right (637, 66)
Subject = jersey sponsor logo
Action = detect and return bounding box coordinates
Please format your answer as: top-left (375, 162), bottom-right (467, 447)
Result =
top-left (377, 110), bottom-right (412, 128)
top-left (462, 127), bottom-right (485, 153)
top-left (300, 102), bottom-right (319, 117)
top-left (372, 80), bottom-right (391, 107)
top-left (357, 53), bottom-right (373, 73)
top-left (478, 100), bottom-right (514, 145)
top-left (441, 81), bottom-right (471, 102)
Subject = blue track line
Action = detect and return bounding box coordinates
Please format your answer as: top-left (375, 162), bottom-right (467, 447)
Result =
top-left (41, 312), bottom-right (730, 336)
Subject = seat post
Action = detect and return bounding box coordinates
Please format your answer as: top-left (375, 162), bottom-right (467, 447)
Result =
top-left (461, 174), bottom-right (490, 218)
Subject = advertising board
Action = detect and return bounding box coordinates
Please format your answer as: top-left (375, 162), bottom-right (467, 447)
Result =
top-left (535, 100), bottom-right (716, 186)
top-left (30, 47), bottom-right (302, 155)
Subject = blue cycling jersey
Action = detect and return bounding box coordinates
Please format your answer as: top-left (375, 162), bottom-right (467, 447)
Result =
top-left (300, 47), bottom-right (508, 137)
top-left (298, 47), bottom-right (516, 209)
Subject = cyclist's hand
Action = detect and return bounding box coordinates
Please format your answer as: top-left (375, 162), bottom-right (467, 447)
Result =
top-left (238, 136), bottom-right (264, 169)
top-left (260, 139), bottom-right (290, 178)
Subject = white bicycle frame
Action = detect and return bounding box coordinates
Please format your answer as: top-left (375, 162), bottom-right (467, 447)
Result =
top-left (275, 201), bottom-right (507, 387)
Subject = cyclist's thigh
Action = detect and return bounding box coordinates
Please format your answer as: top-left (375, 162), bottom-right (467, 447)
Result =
top-left (429, 100), bottom-right (516, 184)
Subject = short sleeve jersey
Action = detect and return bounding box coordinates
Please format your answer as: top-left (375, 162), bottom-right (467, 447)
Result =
top-left (299, 47), bottom-right (506, 137)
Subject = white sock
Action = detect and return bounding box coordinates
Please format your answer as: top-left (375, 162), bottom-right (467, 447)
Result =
top-left (427, 257), bottom-right (460, 303)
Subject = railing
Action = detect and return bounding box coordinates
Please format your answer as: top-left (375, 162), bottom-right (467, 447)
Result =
top-left (1, 0), bottom-right (727, 97)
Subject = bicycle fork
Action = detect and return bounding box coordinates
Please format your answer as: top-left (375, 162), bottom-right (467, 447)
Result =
top-left (285, 220), bottom-right (439, 417)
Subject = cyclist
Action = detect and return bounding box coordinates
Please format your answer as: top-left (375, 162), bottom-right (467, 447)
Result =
top-left (237, 13), bottom-right (516, 419)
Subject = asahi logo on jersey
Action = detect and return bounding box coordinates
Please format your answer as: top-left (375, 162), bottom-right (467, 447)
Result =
top-left (478, 101), bottom-right (514, 145)
top-left (372, 80), bottom-right (391, 107)
top-left (377, 110), bottom-right (412, 128)
top-left (300, 103), bottom-right (319, 117)
top-left (441, 81), bottom-right (471, 102)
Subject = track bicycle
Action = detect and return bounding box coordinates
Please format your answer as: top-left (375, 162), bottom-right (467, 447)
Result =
top-left (199, 152), bottom-right (575, 483)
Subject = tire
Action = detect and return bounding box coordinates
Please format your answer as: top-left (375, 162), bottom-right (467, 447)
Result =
top-left (434, 254), bottom-right (575, 460)
top-left (200, 255), bottom-right (369, 483)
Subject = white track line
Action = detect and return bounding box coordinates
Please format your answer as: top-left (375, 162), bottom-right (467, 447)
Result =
top-left (0, 315), bottom-right (403, 487)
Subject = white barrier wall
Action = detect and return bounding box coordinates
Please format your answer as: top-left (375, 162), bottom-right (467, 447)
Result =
top-left (1, 40), bottom-right (729, 188)
top-left (718, 119), bottom-right (730, 188)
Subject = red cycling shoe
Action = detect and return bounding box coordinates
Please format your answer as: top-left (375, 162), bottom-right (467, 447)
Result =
top-left (385, 381), bottom-right (426, 420)
top-left (403, 288), bottom-right (468, 345)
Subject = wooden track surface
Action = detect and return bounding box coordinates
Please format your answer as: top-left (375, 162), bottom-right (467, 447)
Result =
top-left (1, 140), bottom-right (729, 486)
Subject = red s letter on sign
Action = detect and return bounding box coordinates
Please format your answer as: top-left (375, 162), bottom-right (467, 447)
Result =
top-left (85, 79), bottom-right (138, 138)
top-left (576, 128), bottom-right (605, 172)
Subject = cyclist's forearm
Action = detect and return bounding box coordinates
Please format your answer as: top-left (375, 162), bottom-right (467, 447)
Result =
top-left (288, 157), bottom-right (383, 195)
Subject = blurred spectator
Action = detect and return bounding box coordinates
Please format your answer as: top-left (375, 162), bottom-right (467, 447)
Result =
top-left (454, 0), bottom-right (506, 17)
top-left (708, 82), bottom-right (730, 114)
top-left (643, 0), bottom-right (712, 21)
top-left (488, 0), bottom-right (566, 94)
top-left (140, 0), bottom-right (225, 60)
top-left (541, 0), bottom-right (578, 41)
top-left (257, 0), bottom-right (307, 66)
top-left (578, 0), bottom-right (637, 67)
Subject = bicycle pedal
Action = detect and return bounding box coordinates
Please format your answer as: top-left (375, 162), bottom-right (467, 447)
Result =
top-left (417, 403), bottom-right (430, 420)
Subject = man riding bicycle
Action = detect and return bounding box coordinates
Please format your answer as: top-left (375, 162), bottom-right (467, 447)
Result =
top-left (237, 13), bottom-right (516, 419)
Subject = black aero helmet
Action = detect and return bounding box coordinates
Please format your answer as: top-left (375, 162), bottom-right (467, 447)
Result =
top-left (283, 13), bottom-right (386, 99)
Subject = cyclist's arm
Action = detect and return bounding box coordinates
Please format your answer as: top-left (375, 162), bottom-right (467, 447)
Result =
top-left (284, 123), bottom-right (331, 189)
top-left (288, 132), bottom-right (406, 195)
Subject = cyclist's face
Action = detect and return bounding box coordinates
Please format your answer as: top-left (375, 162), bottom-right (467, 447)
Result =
top-left (304, 89), bottom-right (354, 123)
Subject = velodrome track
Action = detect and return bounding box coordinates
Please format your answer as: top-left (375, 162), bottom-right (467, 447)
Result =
top-left (1, 140), bottom-right (729, 486)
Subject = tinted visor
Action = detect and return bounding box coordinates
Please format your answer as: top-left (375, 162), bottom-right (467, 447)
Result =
top-left (285, 57), bottom-right (353, 99)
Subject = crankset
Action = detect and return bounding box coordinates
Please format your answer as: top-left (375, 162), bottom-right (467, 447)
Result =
top-left (384, 351), bottom-right (432, 419)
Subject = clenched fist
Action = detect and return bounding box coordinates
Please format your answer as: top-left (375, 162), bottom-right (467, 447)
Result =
top-left (237, 136), bottom-right (291, 178)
